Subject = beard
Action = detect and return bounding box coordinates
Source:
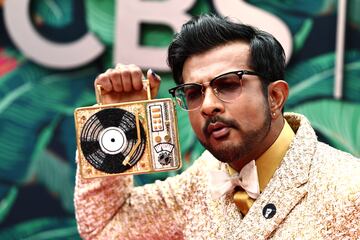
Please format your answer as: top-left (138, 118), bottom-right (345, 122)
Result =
top-left (198, 104), bottom-right (272, 163)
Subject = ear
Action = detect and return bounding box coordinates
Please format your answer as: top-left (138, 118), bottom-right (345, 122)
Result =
top-left (267, 80), bottom-right (289, 119)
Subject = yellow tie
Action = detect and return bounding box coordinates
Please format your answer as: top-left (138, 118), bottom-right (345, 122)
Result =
top-left (233, 187), bottom-right (254, 215)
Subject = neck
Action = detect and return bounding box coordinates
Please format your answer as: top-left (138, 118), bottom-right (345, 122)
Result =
top-left (229, 116), bottom-right (285, 172)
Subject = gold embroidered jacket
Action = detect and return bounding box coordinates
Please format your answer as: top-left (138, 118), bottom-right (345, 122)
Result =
top-left (74, 113), bottom-right (360, 239)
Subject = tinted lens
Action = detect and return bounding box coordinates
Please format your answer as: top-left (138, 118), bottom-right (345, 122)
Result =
top-left (175, 84), bottom-right (203, 110)
top-left (212, 73), bottom-right (242, 101)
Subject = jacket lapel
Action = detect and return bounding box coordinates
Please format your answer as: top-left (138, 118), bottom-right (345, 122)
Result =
top-left (231, 114), bottom-right (318, 239)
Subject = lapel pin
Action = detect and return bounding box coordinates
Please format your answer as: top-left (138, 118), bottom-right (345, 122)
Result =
top-left (262, 203), bottom-right (276, 219)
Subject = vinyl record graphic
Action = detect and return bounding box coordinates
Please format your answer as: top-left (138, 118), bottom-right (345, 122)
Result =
top-left (80, 108), bottom-right (146, 173)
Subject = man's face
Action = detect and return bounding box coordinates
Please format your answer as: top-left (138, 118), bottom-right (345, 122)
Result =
top-left (182, 41), bottom-right (272, 166)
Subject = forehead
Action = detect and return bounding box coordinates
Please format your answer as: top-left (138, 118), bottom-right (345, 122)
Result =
top-left (182, 41), bottom-right (251, 84)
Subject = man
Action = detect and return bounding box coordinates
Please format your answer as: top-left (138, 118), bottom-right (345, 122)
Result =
top-left (75, 14), bottom-right (360, 239)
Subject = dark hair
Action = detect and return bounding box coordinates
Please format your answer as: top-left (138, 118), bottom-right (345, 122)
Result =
top-left (167, 14), bottom-right (286, 89)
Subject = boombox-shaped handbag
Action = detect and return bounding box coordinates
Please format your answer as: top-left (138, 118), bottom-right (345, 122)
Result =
top-left (74, 80), bottom-right (181, 178)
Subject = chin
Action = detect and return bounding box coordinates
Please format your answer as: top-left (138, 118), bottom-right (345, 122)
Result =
top-left (201, 140), bottom-right (246, 163)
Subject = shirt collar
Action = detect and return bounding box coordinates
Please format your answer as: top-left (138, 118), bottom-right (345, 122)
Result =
top-left (256, 120), bottom-right (295, 191)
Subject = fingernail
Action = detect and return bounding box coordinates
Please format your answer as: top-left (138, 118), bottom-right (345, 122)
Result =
top-left (150, 69), bottom-right (160, 80)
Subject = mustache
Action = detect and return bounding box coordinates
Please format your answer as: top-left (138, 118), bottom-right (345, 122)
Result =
top-left (202, 116), bottom-right (240, 136)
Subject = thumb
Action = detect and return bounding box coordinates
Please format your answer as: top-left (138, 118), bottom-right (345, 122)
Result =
top-left (146, 69), bottom-right (161, 98)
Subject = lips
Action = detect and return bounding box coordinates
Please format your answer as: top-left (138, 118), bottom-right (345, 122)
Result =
top-left (207, 122), bottom-right (231, 139)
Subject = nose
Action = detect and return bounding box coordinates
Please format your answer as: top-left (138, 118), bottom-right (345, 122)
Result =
top-left (200, 87), bottom-right (224, 117)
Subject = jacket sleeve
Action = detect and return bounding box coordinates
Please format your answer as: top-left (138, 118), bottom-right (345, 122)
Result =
top-left (74, 154), bottom-right (208, 240)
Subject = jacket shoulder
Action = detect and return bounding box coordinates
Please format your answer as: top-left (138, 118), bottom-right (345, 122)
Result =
top-left (310, 141), bottom-right (360, 196)
top-left (314, 142), bottom-right (360, 170)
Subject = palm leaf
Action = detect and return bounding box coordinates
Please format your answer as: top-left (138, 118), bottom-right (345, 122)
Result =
top-left (84, 0), bottom-right (115, 45)
top-left (289, 99), bottom-right (360, 157)
top-left (32, 144), bottom-right (75, 213)
top-left (0, 61), bottom-right (97, 185)
top-left (247, 0), bottom-right (338, 53)
top-left (247, 0), bottom-right (330, 34)
top-left (286, 50), bottom-right (360, 108)
top-left (0, 62), bottom-right (52, 182)
top-left (0, 186), bottom-right (18, 223)
top-left (292, 18), bottom-right (313, 52)
top-left (0, 218), bottom-right (80, 240)
top-left (348, 0), bottom-right (360, 29)
top-left (188, 0), bottom-right (212, 15)
top-left (31, 0), bottom-right (73, 27)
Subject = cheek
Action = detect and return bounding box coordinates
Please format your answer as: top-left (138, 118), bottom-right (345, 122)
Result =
top-left (188, 112), bottom-right (204, 137)
top-left (230, 96), bottom-right (269, 126)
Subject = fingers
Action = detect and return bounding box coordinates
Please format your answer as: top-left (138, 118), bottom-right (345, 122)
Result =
top-left (95, 70), bottom-right (112, 92)
top-left (127, 64), bottom-right (143, 91)
top-left (147, 69), bottom-right (161, 98)
top-left (94, 64), bottom-right (145, 94)
top-left (108, 68), bottom-right (123, 92)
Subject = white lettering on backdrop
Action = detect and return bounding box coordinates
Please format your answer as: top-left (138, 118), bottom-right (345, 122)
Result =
top-left (4, 0), bottom-right (292, 70)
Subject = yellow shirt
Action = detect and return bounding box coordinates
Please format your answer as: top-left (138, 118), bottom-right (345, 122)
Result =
top-left (256, 120), bottom-right (295, 191)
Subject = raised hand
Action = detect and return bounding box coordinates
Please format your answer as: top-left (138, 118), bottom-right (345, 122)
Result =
top-left (94, 64), bottom-right (161, 104)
